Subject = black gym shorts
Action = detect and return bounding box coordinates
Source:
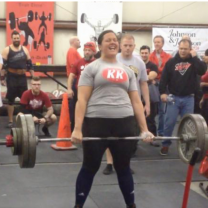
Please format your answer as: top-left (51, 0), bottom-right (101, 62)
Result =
top-left (6, 73), bottom-right (27, 103)
top-left (81, 116), bottom-right (139, 172)
top-left (82, 116), bottom-right (139, 137)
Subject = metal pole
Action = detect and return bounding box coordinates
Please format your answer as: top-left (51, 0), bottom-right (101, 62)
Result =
top-left (43, 72), bottom-right (68, 89)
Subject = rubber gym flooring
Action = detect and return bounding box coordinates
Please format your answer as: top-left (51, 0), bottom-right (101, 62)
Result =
top-left (0, 116), bottom-right (207, 208)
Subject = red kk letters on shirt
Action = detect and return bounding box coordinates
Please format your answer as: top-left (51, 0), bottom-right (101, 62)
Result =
top-left (102, 68), bottom-right (128, 83)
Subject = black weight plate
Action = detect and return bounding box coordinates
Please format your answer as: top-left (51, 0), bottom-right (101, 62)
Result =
top-left (17, 115), bottom-right (29, 168)
top-left (28, 10), bottom-right (34, 22)
top-left (24, 114), bottom-right (36, 168)
top-left (177, 114), bottom-right (206, 163)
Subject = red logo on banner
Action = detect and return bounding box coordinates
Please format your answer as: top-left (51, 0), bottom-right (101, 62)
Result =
top-left (102, 68), bottom-right (128, 83)
top-left (6, 2), bottom-right (54, 76)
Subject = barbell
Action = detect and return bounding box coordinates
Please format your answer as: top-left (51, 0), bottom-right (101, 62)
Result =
top-left (1, 114), bottom-right (208, 168)
top-left (8, 11), bottom-right (34, 30)
top-left (35, 12), bottom-right (52, 21)
top-left (33, 41), bottom-right (50, 50)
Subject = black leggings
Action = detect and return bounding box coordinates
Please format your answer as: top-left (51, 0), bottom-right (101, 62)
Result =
top-left (75, 116), bottom-right (138, 207)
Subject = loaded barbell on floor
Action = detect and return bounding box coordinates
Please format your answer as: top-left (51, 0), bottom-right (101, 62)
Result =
top-left (1, 114), bottom-right (208, 168)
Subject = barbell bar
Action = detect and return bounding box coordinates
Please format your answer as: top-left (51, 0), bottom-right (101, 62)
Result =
top-left (37, 136), bottom-right (194, 143)
top-left (1, 136), bottom-right (195, 145)
top-left (1, 114), bottom-right (208, 168)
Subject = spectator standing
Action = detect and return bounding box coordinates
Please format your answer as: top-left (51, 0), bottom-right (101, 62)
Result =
top-left (67, 42), bottom-right (96, 131)
top-left (149, 35), bottom-right (172, 137)
top-left (200, 49), bottom-right (208, 124)
top-left (1, 30), bottom-right (34, 128)
top-left (66, 36), bottom-right (82, 132)
top-left (140, 45), bottom-right (160, 147)
top-left (159, 39), bottom-right (206, 155)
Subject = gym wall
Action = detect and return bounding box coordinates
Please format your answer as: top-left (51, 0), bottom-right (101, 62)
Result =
top-left (0, 1), bottom-right (208, 65)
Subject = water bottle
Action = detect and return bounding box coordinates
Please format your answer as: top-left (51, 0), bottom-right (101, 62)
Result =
top-left (167, 94), bottom-right (175, 104)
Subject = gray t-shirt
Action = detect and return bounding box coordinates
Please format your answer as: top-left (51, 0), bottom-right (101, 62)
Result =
top-left (116, 53), bottom-right (148, 96)
top-left (78, 59), bottom-right (138, 118)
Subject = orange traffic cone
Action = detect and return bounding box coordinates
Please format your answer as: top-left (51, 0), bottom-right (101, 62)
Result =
top-left (51, 93), bottom-right (77, 150)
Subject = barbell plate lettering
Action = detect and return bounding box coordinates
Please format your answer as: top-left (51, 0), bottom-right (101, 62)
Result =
top-left (177, 114), bottom-right (207, 164)
top-left (25, 114), bottom-right (36, 168)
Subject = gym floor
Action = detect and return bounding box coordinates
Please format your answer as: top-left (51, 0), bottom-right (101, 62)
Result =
top-left (0, 117), bottom-right (207, 208)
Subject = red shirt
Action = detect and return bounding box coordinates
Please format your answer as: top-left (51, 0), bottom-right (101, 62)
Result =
top-left (201, 71), bottom-right (208, 99)
top-left (71, 58), bottom-right (95, 88)
top-left (149, 50), bottom-right (172, 80)
top-left (20, 90), bottom-right (52, 111)
top-left (66, 48), bottom-right (82, 76)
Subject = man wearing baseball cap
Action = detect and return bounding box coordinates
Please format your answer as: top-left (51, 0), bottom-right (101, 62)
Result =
top-left (67, 42), bottom-right (96, 131)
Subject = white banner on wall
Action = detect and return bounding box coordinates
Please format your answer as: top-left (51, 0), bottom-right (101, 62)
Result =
top-left (78, 1), bottom-right (122, 54)
top-left (152, 27), bottom-right (208, 56)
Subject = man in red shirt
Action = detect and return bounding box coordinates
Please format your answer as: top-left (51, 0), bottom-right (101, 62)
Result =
top-left (18, 76), bottom-right (57, 137)
top-left (149, 35), bottom-right (171, 80)
top-left (200, 49), bottom-right (208, 124)
top-left (149, 35), bottom-right (172, 137)
top-left (67, 42), bottom-right (96, 131)
top-left (66, 36), bottom-right (82, 132)
top-left (68, 42), bottom-right (96, 97)
top-left (66, 36), bottom-right (82, 77)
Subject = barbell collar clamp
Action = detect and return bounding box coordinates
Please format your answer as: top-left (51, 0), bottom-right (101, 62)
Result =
top-left (6, 135), bottom-right (14, 147)
top-left (0, 135), bottom-right (14, 147)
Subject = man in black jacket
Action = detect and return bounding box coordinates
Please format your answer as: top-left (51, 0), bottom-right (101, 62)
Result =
top-left (159, 39), bottom-right (206, 155)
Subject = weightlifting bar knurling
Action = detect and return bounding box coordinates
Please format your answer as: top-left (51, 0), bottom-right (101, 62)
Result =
top-left (37, 136), bottom-right (196, 143)
top-left (0, 135), bottom-right (197, 146)
top-left (0, 135), bottom-right (198, 147)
